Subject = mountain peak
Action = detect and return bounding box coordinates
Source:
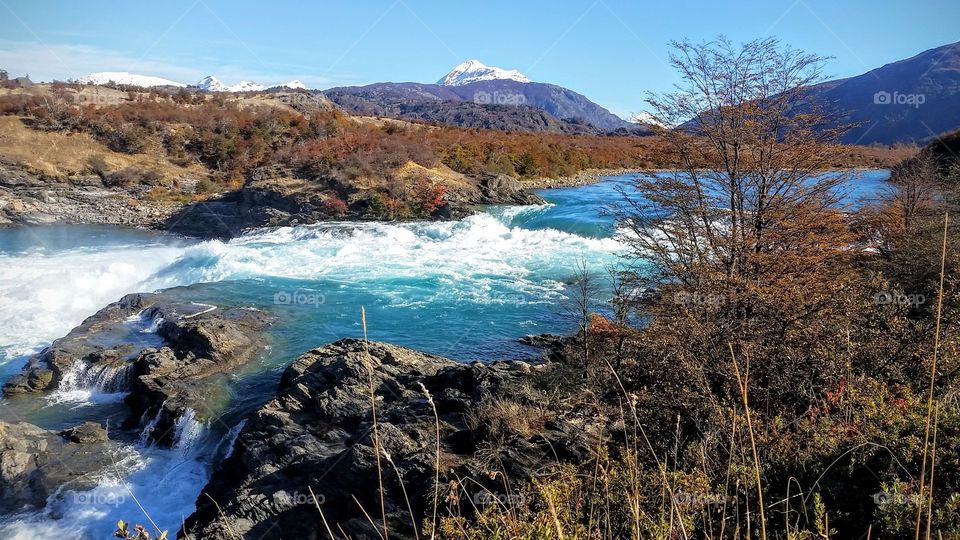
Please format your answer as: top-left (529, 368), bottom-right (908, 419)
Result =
top-left (278, 80), bottom-right (307, 90)
top-left (77, 72), bottom-right (185, 88)
top-left (438, 60), bottom-right (530, 86)
top-left (195, 76), bottom-right (265, 93)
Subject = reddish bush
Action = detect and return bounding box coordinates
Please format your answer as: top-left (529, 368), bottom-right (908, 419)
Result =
top-left (321, 195), bottom-right (349, 217)
top-left (413, 179), bottom-right (446, 216)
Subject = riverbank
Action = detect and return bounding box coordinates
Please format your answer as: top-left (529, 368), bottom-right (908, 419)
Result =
top-left (0, 159), bottom-right (546, 239)
top-left (522, 167), bottom-right (642, 189)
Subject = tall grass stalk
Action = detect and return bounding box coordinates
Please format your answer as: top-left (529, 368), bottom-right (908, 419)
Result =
top-left (915, 213), bottom-right (949, 540)
top-left (417, 382), bottom-right (441, 540)
top-left (309, 486), bottom-right (337, 540)
top-left (926, 403), bottom-right (940, 540)
top-left (729, 343), bottom-right (766, 540)
top-left (603, 356), bottom-right (687, 539)
top-left (362, 306), bottom-right (389, 540)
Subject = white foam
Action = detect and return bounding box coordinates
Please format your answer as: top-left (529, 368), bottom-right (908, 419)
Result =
top-left (172, 409), bottom-right (206, 452)
top-left (0, 442), bottom-right (209, 539)
top-left (170, 213), bottom-right (623, 308)
top-left (0, 245), bottom-right (186, 360)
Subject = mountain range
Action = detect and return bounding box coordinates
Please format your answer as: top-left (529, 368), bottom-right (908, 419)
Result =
top-left (326, 60), bottom-right (633, 132)
top-left (75, 72), bottom-right (306, 92)
top-left (70, 42), bottom-right (960, 143)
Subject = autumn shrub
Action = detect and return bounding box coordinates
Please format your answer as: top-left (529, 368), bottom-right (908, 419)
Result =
top-left (87, 154), bottom-right (108, 178)
top-left (412, 178), bottom-right (446, 217)
top-left (321, 194), bottom-right (349, 217)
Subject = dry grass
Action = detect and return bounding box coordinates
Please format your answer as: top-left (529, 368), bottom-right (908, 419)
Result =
top-left (464, 398), bottom-right (552, 439)
top-left (0, 116), bottom-right (203, 182)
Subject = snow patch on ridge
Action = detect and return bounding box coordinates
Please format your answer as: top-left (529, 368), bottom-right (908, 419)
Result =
top-left (77, 72), bottom-right (185, 88)
top-left (438, 60), bottom-right (531, 86)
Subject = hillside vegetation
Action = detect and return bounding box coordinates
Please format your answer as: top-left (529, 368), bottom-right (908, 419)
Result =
top-left (0, 83), bottom-right (909, 197)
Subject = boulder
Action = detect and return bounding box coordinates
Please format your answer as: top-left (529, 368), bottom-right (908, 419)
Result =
top-left (475, 172), bottom-right (546, 205)
top-left (127, 306), bottom-right (275, 446)
top-left (181, 339), bottom-right (596, 539)
top-left (3, 293), bottom-right (158, 395)
top-left (0, 421), bottom-right (119, 514)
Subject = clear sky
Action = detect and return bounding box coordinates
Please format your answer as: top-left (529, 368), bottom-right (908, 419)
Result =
top-left (1, 0), bottom-right (957, 118)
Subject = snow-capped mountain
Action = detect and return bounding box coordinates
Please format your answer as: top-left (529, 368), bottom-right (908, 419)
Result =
top-left (437, 60), bottom-right (530, 86)
top-left (77, 72), bottom-right (185, 88)
top-left (194, 76), bottom-right (308, 92)
top-left (194, 76), bottom-right (264, 92)
top-left (629, 111), bottom-right (668, 128)
top-left (277, 80), bottom-right (307, 90)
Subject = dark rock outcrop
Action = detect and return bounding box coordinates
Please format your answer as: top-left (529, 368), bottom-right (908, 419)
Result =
top-left (3, 293), bottom-right (158, 394)
top-left (127, 305), bottom-right (275, 446)
top-left (0, 421), bottom-right (119, 513)
top-left (475, 173), bottom-right (545, 205)
top-left (182, 339), bottom-right (597, 539)
top-left (163, 165), bottom-right (545, 239)
top-left (3, 291), bottom-right (274, 446)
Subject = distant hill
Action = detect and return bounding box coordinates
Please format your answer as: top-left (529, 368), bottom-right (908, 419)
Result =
top-left (326, 60), bottom-right (633, 133)
top-left (809, 41), bottom-right (960, 145)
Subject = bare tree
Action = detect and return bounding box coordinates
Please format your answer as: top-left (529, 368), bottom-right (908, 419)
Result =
top-left (615, 37), bottom-right (857, 346)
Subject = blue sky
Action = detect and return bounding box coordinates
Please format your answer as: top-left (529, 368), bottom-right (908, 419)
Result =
top-left (1, 0), bottom-right (957, 118)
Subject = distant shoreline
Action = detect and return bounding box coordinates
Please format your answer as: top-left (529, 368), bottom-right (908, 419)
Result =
top-left (522, 166), bottom-right (893, 191)
top-left (522, 168), bottom-right (643, 189)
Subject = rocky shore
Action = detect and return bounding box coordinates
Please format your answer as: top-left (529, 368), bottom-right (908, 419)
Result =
top-left (0, 159), bottom-right (177, 228)
top-left (0, 291), bottom-right (593, 538)
top-left (0, 420), bottom-right (122, 513)
top-left (522, 167), bottom-right (641, 189)
top-left (1, 160), bottom-right (546, 239)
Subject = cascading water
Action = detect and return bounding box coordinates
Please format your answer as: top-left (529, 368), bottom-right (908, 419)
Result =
top-left (172, 408), bottom-right (206, 452)
top-left (137, 401), bottom-right (166, 446)
top-left (58, 360), bottom-right (135, 394)
top-left (218, 419), bottom-right (247, 460)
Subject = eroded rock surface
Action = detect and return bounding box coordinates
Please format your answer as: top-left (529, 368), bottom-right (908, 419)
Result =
top-left (182, 339), bottom-right (596, 540)
top-left (0, 420), bottom-right (120, 514)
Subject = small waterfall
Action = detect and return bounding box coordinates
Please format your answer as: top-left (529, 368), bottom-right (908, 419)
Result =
top-left (172, 408), bottom-right (206, 452)
top-left (140, 313), bottom-right (165, 334)
top-left (138, 401), bottom-right (166, 445)
top-left (219, 419), bottom-right (247, 460)
top-left (59, 359), bottom-right (134, 393)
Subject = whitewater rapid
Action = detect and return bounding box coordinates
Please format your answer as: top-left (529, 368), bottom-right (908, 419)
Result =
top-left (0, 206), bottom-right (623, 539)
